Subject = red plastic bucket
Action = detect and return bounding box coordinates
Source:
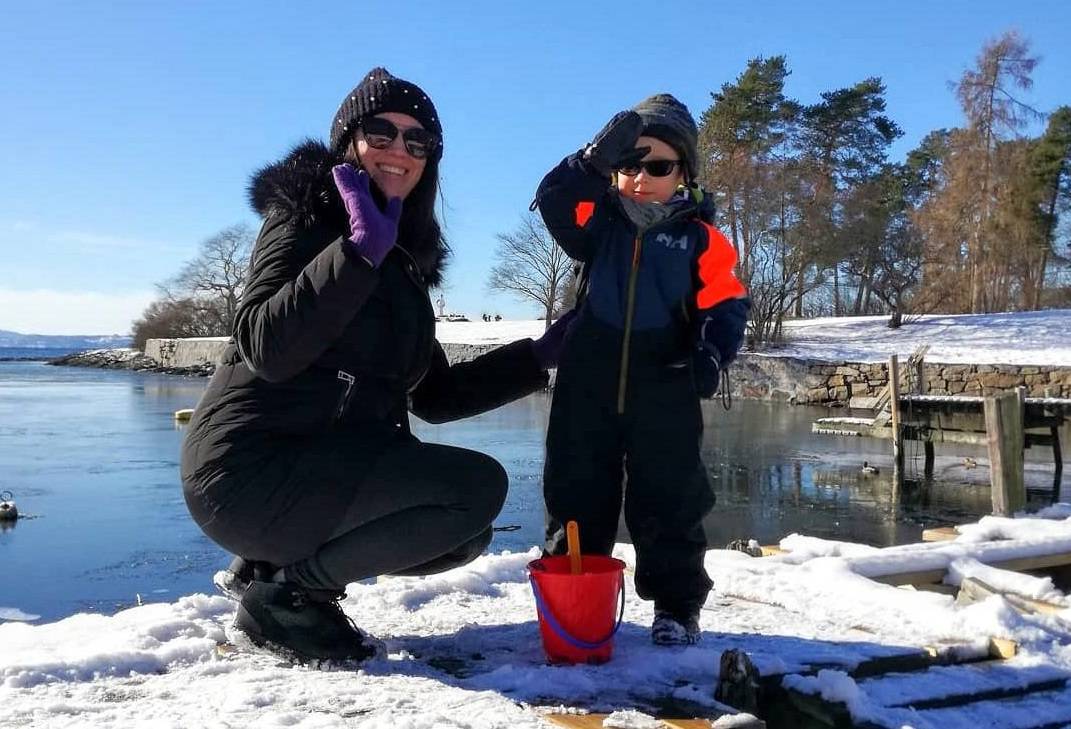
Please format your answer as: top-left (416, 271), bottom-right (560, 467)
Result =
top-left (527, 555), bottom-right (626, 664)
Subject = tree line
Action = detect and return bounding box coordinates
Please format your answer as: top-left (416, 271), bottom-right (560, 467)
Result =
top-left (136, 30), bottom-right (1070, 348)
top-left (489, 30), bottom-right (1071, 341)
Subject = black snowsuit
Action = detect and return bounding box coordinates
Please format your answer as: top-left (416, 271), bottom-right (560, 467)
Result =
top-left (181, 141), bottom-right (548, 593)
top-left (536, 153), bottom-right (749, 618)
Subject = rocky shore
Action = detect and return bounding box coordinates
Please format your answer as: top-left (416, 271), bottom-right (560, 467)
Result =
top-left (48, 348), bottom-right (215, 377)
top-left (48, 344), bottom-right (1071, 405)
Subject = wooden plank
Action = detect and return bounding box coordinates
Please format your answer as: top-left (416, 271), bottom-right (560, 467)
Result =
top-left (810, 421), bottom-right (1028, 448)
top-left (956, 576), bottom-right (1070, 617)
top-left (901, 426), bottom-right (989, 446)
top-left (544, 715), bottom-right (612, 728)
top-left (782, 687), bottom-right (856, 729)
top-left (869, 550), bottom-right (1071, 586)
top-left (843, 640), bottom-right (1010, 678)
top-left (985, 391), bottom-right (1025, 516)
top-left (861, 661), bottom-right (1070, 710)
top-left (663, 720), bottom-right (749, 729)
top-left (988, 637), bottom-right (1019, 659)
top-left (847, 647), bottom-right (945, 678)
top-left (922, 526), bottom-right (959, 542)
top-left (543, 714), bottom-right (753, 729)
top-left (912, 583), bottom-right (959, 596)
top-left (871, 568), bottom-right (948, 586)
top-left (988, 551), bottom-right (1071, 575)
top-left (902, 683), bottom-right (1071, 729)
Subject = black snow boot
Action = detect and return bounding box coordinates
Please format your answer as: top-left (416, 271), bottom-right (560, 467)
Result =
top-left (651, 609), bottom-right (701, 646)
top-left (234, 580), bottom-right (379, 663)
top-left (214, 557), bottom-right (275, 602)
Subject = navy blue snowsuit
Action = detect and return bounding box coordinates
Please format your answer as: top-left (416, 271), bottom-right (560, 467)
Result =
top-left (537, 153), bottom-right (749, 618)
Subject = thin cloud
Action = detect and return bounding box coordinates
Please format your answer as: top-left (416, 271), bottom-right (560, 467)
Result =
top-left (4, 220), bottom-right (182, 252)
top-left (0, 288), bottom-right (155, 336)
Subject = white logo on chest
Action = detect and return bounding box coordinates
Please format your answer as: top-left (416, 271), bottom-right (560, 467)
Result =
top-left (656, 233), bottom-right (688, 250)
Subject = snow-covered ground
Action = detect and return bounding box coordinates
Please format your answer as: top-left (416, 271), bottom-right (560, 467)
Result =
top-left (435, 310), bottom-right (1071, 366)
top-left (128, 309), bottom-right (1071, 367)
top-left (761, 310), bottom-right (1071, 366)
top-left (3, 509), bottom-right (1071, 728)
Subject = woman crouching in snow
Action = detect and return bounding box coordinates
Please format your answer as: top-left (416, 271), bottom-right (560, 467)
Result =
top-left (180, 68), bottom-right (573, 663)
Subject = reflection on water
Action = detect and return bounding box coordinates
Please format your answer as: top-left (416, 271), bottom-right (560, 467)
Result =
top-left (700, 400), bottom-right (999, 546)
top-left (0, 362), bottom-right (1066, 622)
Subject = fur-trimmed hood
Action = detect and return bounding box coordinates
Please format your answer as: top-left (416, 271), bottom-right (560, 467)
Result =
top-left (247, 139), bottom-right (447, 285)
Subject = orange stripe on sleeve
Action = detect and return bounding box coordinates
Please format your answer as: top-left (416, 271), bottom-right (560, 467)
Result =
top-left (575, 201), bottom-right (595, 227)
top-left (696, 222), bottom-right (747, 309)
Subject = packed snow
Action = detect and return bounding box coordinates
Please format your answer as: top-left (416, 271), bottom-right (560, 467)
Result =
top-left (3, 509), bottom-right (1071, 728)
top-left (4, 308), bottom-right (1070, 726)
top-left (751, 309), bottom-right (1071, 366)
top-left (432, 310), bottom-right (1071, 366)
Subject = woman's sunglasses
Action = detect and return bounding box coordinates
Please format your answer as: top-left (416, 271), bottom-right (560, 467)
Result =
top-left (358, 117), bottom-right (440, 160)
top-left (617, 160), bottom-right (682, 178)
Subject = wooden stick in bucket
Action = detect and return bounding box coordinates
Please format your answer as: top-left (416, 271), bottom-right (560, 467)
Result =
top-left (566, 520), bottom-right (582, 574)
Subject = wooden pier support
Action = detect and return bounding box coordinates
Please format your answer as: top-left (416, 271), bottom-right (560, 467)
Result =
top-left (985, 391), bottom-right (1025, 516)
top-left (889, 355), bottom-right (904, 486)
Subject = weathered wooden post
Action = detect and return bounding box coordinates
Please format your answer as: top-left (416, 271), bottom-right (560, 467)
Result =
top-left (889, 355), bottom-right (904, 487)
top-left (917, 356), bottom-right (936, 478)
top-left (985, 390), bottom-right (1025, 516)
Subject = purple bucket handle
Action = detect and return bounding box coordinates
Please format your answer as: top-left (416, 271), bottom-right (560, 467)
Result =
top-left (529, 573), bottom-right (626, 650)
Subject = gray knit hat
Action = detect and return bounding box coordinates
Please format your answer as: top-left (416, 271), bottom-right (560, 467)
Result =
top-left (632, 93), bottom-right (698, 180)
top-left (330, 67), bottom-right (443, 156)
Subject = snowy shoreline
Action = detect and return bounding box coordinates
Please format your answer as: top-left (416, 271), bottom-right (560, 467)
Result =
top-left (43, 311), bottom-right (1071, 406)
top-left (3, 512), bottom-right (1071, 727)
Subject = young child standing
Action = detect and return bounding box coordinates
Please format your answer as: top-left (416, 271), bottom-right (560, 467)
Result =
top-left (536, 95), bottom-right (749, 645)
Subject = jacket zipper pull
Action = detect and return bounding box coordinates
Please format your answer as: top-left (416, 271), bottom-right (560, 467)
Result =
top-left (336, 370), bottom-right (356, 421)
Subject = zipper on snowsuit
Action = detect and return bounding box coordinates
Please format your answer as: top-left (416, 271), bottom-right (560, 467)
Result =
top-left (617, 234), bottom-right (643, 415)
top-left (614, 202), bottom-right (702, 415)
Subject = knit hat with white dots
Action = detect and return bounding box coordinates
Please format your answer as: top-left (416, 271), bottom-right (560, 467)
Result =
top-left (330, 67), bottom-right (443, 157)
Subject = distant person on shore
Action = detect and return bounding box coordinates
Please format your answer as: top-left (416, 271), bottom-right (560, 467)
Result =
top-left (180, 68), bottom-right (573, 663)
top-left (534, 95), bottom-right (749, 644)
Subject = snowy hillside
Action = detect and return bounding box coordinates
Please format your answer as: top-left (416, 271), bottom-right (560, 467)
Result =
top-left (435, 310), bottom-right (1071, 366)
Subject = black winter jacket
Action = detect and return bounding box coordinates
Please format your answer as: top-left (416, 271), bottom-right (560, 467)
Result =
top-left (181, 140), bottom-right (548, 510)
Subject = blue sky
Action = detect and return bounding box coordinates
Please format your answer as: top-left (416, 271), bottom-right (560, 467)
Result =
top-left (1, 1), bottom-right (1068, 335)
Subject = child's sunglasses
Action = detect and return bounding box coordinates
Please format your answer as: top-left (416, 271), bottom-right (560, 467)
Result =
top-left (617, 160), bottom-right (682, 178)
top-left (358, 117), bottom-right (440, 160)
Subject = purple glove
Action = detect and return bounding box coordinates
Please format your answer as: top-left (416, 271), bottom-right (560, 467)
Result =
top-left (331, 164), bottom-right (402, 268)
top-left (531, 309), bottom-right (578, 369)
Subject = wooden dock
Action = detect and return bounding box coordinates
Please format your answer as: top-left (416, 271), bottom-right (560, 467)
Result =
top-left (812, 352), bottom-right (1070, 513)
top-left (723, 520), bottom-right (1071, 728)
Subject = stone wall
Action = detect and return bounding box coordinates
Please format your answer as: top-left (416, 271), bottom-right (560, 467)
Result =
top-left (736, 357), bottom-right (1071, 406)
top-left (143, 337), bottom-right (497, 369)
top-left (145, 337), bottom-right (229, 368)
top-left (138, 338), bottom-right (1071, 405)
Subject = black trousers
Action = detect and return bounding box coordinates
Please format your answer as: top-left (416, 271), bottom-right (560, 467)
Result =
top-left (191, 434), bottom-right (507, 593)
top-left (543, 331), bottom-right (714, 616)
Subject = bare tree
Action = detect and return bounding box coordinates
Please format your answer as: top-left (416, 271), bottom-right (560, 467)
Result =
top-left (131, 298), bottom-right (222, 350)
top-left (168, 224), bottom-right (255, 333)
top-left (487, 215), bottom-right (573, 330)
